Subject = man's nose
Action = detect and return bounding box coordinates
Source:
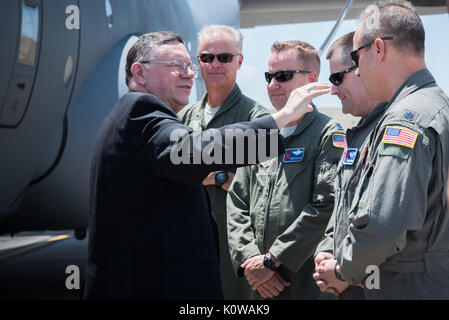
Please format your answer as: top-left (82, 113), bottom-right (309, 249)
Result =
top-left (355, 67), bottom-right (360, 78)
top-left (181, 66), bottom-right (195, 79)
top-left (267, 78), bottom-right (280, 90)
top-left (331, 85), bottom-right (339, 95)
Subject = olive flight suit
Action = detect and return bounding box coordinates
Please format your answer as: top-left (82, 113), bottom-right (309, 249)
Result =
top-left (332, 69), bottom-right (449, 299)
top-left (315, 102), bottom-right (388, 300)
top-left (227, 106), bottom-right (345, 299)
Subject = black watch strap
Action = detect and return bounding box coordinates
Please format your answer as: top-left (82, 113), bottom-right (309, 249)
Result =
top-left (334, 263), bottom-right (345, 281)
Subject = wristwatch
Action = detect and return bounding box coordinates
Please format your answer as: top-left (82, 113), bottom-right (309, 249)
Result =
top-left (214, 171), bottom-right (229, 187)
top-left (263, 252), bottom-right (279, 271)
top-left (334, 263), bottom-right (345, 282)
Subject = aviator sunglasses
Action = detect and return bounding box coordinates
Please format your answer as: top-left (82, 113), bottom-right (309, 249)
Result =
top-left (329, 65), bottom-right (357, 86)
top-left (265, 70), bottom-right (311, 83)
top-left (198, 52), bottom-right (240, 64)
top-left (351, 36), bottom-right (394, 67)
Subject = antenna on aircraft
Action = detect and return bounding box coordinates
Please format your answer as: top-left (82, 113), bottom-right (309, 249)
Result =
top-left (319, 0), bottom-right (353, 57)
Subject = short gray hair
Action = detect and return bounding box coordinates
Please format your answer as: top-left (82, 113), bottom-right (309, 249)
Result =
top-left (126, 31), bottom-right (184, 85)
top-left (197, 25), bottom-right (242, 54)
top-left (358, 0), bottom-right (425, 55)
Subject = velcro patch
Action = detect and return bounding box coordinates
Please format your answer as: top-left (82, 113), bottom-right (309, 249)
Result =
top-left (283, 148), bottom-right (304, 163)
top-left (382, 126), bottom-right (418, 149)
top-left (332, 134), bottom-right (347, 149)
top-left (379, 143), bottom-right (412, 160)
top-left (342, 148), bottom-right (358, 165)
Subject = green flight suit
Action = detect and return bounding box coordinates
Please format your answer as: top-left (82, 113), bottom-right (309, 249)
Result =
top-left (315, 102), bottom-right (388, 300)
top-left (178, 85), bottom-right (271, 299)
top-left (227, 106), bottom-right (345, 299)
top-left (332, 69), bottom-right (449, 299)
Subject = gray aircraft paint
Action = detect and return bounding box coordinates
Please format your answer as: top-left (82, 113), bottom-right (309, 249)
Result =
top-left (0, 0), bottom-right (239, 233)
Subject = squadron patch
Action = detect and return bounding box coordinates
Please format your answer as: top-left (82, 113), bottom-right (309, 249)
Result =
top-left (332, 134), bottom-right (347, 149)
top-left (382, 126), bottom-right (418, 149)
top-left (342, 148), bottom-right (358, 166)
top-left (283, 148), bottom-right (304, 163)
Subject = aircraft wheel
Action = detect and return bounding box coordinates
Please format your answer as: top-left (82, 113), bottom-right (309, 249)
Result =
top-left (74, 228), bottom-right (86, 240)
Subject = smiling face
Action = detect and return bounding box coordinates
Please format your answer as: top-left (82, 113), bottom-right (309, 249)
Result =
top-left (267, 48), bottom-right (314, 110)
top-left (197, 32), bottom-right (242, 91)
top-left (329, 48), bottom-right (373, 117)
top-left (142, 41), bottom-right (194, 113)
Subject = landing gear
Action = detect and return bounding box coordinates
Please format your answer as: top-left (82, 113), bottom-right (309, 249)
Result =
top-left (74, 228), bottom-right (86, 240)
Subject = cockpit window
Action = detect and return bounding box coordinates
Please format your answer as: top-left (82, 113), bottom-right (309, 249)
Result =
top-left (18, 1), bottom-right (39, 66)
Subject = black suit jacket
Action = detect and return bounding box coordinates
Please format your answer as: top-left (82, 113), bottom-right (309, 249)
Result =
top-left (84, 92), bottom-right (281, 299)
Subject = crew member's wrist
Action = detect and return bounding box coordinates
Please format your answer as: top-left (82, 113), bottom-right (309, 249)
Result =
top-left (334, 262), bottom-right (345, 282)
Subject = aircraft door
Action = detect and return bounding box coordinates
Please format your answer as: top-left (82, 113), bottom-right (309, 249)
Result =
top-left (0, 0), bottom-right (41, 128)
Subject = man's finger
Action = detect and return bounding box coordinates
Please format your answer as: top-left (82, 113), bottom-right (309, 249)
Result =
top-left (315, 279), bottom-right (328, 290)
top-left (307, 88), bottom-right (331, 99)
top-left (265, 285), bottom-right (280, 297)
top-left (269, 277), bottom-right (285, 292)
top-left (258, 286), bottom-right (273, 299)
top-left (326, 287), bottom-right (339, 295)
top-left (275, 273), bottom-right (291, 287)
top-left (312, 272), bottom-right (325, 280)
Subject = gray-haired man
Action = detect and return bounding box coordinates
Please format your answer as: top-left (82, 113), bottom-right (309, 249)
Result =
top-left (178, 25), bottom-right (270, 299)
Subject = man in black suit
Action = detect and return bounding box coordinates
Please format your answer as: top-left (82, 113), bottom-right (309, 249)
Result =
top-left (83, 31), bottom-right (330, 299)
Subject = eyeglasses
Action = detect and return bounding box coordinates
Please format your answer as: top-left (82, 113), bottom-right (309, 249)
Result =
top-left (350, 36), bottom-right (394, 67)
top-left (198, 52), bottom-right (240, 64)
top-left (329, 65), bottom-right (357, 86)
top-left (264, 70), bottom-right (311, 83)
top-left (140, 60), bottom-right (199, 78)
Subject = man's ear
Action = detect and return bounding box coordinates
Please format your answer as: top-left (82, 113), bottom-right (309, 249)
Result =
top-left (374, 38), bottom-right (386, 63)
top-left (237, 54), bottom-right (244, 69)
top-left (131, 62), bottom-right (147, 86)
top-left (308, 71), bottom-right (318, 83)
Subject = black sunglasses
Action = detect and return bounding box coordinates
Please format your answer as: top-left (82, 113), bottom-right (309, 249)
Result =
top-left (198, 52), bottom-right (239, 64)
top-left (329, 65), bottom-right (357, 86)
top-left (350, 36), bottom-right (394, 67)
top-left (265, 70), bottom-right (311, 83)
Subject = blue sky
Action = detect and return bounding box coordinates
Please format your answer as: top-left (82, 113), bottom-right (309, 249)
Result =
top-left (236, 13), bottom-right (449, 109)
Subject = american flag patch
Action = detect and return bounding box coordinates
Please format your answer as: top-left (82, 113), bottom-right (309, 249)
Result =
top-left (382, 126), bottom-right (418, 149)
top-left (332, 134), bottom-right (347, 149)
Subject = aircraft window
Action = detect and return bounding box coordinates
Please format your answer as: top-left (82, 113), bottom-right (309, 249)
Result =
top-left (18, 1), bottom-right (39, 66)
top-left (105, 0), bottom-right (113, 28)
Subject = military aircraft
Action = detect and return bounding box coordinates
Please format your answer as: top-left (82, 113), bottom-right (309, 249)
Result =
top-left (0, 0), bottom-right (447, 239)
